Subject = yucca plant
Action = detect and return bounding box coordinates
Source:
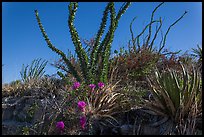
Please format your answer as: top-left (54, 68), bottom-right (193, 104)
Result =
top-left (35, 2), bottom-right (131, 84)
top-left (143, 63), bottom-right (202, 126)
top-left (20, 58), bottom-right (48, 83)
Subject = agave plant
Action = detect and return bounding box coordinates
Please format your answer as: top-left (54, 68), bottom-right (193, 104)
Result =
top-left (143, 63), bottom-right (202, 126)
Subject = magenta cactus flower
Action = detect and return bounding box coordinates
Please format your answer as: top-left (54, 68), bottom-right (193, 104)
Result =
top-left (98, 82), bottom-right (105, 89)
top-left (72, 82), bottom-right (80, 90)
top-left (80, 116), bottom-right (86, 130)
top-left (89, 84), bottom-right (96, 92)
top-left (78, 101), bottom-right (86, 112)
top-left (56, 121), bottom-right (65, 131)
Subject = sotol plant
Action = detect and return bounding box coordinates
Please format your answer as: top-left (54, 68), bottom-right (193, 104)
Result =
top-left (35, 2), bottom-right (131, 84)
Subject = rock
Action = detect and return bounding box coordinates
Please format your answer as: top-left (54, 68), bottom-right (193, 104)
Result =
top-left (2, 108), bottom-right (14, 121)
top-left (2, 120), bottom-right (32, 135)
top-left (119, 124), bottom-right (133, 135)
top-left (111, 127), bottom-right (120, 135)
top-left (17, 111), bottom-right (28, 122)
top-left (32, 106), bottom-right (44, 123)
top-left (141, 125), bottom-right (160, 135)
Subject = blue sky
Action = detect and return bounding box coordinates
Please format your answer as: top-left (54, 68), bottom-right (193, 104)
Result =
top-left (2, 2), bottom-right (202, 84)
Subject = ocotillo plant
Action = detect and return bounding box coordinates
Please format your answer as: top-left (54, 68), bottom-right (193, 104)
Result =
top-left (35, 2), bottom-right (131, 84)
top-left (128, 2), bottom-right (187, 54)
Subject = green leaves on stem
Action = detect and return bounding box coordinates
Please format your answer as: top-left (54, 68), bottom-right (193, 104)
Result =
top-left (35, 2), bottom-right (131, 84)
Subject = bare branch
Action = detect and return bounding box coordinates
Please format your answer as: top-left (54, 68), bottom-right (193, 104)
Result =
top-left (135, 20), bottom-right (160, 50)
top-left (149, 17), bottom-right (163, 51)
top-left (129, 16), bottom-right (137, 49)
top-left (159, 11), bottom-right (188, 53)
top-left (146, 2), bottom-right (164, 45)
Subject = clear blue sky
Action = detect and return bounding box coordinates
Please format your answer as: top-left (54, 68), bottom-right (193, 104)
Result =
top-left (2, 2), bottom-right (202, 84)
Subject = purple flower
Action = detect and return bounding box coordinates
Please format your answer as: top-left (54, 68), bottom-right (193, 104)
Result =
top-left (89, 84), bottom-right (96, 91)
top-left (72, 82), bottom-right (80, 90)
top-left (78, 101), bottom-right (86, 112)
top-left (98, 82), bottom-right (105, 89)
top-left (56, 121), bottom-right (65, 131)
top-left (80, 116), bottom-right (86, 130)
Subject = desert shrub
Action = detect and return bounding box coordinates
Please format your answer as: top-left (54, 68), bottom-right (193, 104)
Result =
top-left (156, 51), bottom-right (182, 72)
top-left (2, 80), bottom-right (23, 97)
top-left (114, 46), bottom-right (159, 83)
top-left (156, 48), bottom-right (201, 75)
top-left (2, 75), bottom-right (66, 98)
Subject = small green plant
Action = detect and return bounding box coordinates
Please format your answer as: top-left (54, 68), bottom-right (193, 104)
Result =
top-left (20, 58), bottom-right (48, 83)
top-left (10, 79), bottom-right (22, 87)
top-left (191, 44), bottom-right (202, 72)
top-left (35, 2), bottom-right (131, 84)
top-left (22, 126), bottom-right (30, 135)
top-left (191, 44), bottom-right (202, 62)
top-left (27, 102), bottom-right (39, 122)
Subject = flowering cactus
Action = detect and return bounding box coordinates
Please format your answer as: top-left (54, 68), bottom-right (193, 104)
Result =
top-left (89, 84), bottom-right (96, 92)
top-left (80, 116), bottom-right (86, 130)
top-left (72, 82), bottom-right (80, 90)
top-left (56, 121), bottom-right (65, 131)
top-left (98, 82), bottom-right (105, 89)
top-left (78, 101), bottom-right (86, 112)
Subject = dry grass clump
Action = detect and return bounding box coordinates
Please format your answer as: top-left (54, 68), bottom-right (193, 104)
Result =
top-left (2, 76), bottom-right (67, 98)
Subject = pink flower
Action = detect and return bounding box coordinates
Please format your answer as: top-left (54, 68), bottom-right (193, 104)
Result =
top-left (89, 84), bottom-right (96, 91)
top-left (98, 82), bottom-right (105, 89)
top-left (78, 101), bottom-right (86, 112)
top-left (72, 82), bottom-right (80, 90)
top-left (80, 116), bottom-right (86, 130)
top-left (56, 121), bottom-right (65, 131)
